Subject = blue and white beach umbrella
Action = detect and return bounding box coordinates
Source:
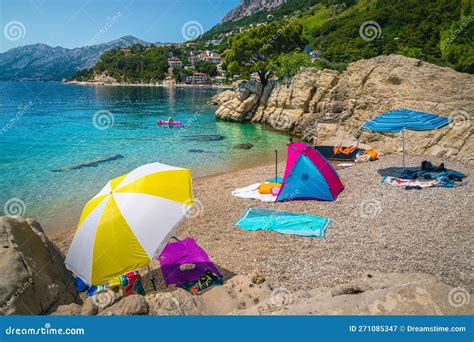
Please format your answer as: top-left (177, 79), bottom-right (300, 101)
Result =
top-left (362, 109), bottom-right (451, 168)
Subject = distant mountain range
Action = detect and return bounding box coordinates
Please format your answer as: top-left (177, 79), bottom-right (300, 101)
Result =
top-left (0, 1), bottom-right (279, 82)
top-left (0, 35), bottom-right (150, 81)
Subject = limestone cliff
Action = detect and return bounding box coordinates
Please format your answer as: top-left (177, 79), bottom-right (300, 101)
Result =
top-left (221, 0), bottom-right (286, 23)
top-left (213, 55), bottom-right (473, 164)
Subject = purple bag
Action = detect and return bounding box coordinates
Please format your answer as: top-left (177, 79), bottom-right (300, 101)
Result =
top-left (158, 237), bottom-right (222, 287)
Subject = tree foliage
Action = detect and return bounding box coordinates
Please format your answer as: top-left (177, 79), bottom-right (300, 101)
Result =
top-left (71, 44), bottom-right (188, 82)
top-left (194, 61), bottom-right (218, 77)
top-left (307, 0), bottom-right (473, 72)
top-left (225, 20), bottom-right (307, 86)
top-left (269, 50), bottom-right (313, 79)
top-left (208, 0), bottom-right (473, 75)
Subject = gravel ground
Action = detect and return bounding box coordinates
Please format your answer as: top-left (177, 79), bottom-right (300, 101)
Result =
top-left (52, 154), bottom-right (473, 292)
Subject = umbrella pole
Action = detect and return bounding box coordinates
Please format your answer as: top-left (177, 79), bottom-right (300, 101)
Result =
top-left (275, 150), bottom-right (278, 180)
top-left (402, 129), bottom-right (405, 170)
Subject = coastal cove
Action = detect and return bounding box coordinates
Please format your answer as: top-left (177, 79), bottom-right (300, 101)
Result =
top-left (0, 81), bottom-right (289, 233)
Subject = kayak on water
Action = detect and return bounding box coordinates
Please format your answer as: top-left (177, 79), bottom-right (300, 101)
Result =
top-left (156, 120), bottom-right (183, 126)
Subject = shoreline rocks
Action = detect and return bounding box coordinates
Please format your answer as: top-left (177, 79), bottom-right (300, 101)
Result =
top-left (213, 55), bottom-right (473, 164)
top-left (0, 216), bottom-right (78, 315)
top-left (49, 272), bottom-right (473, 316)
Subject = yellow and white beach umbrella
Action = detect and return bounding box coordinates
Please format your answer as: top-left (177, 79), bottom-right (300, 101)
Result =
top-left (65, 162), bottom-right (193, 285)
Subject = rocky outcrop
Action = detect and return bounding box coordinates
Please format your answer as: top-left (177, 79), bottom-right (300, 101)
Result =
top-left (99, 294), bottom-right (148, 316)
top-left (51, 303), bottom-right (82, 316)
top-left (215, 81), bottom-right (263, 121)
top-left (221, 0), bottom-right (286, 23)
top-left (53, 272), bottom-right (472, 315)
top-left (213, 55), bottom-right (474, 164)
top-left (0, 216), bottom-right (77, 315)
top-left (235, 272), bottom-right (473, 315)
top-left (144, 275), bottom-right (272, 315)
top-left (146, 288), bottom-right (208, 315)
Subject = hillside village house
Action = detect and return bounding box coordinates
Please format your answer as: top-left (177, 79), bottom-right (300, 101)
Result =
top-left (204, 55), bottom-right (222, 64)
top-left (188, 50), bottom-right (222, 65)
top-left (186, 72), bottom-right (208, 84)
top-left (212, 76), bottom-right (226, 84)
top-left (168, 57), bottom-right (183, 69)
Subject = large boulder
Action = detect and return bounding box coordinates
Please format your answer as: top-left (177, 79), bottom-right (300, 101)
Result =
top-left (215, 81), bottom-right (263, 121)
top-left (51, 303), bottom-right (82, 316)
top-left (215, 55), bottom-right (474, 164)
top-left (80, 296), bottom-right (99, 316)
top-left (145, 288), bottom-right (207, 315)
top-left (99, 294), bottom-right (148, 316)
top-left (199, 275), bottom-right (273, 314)
top-left (145, 275), bottom-right (273, 315)
top-left (235, 272), bottom-right (473, 315)
top-left (0, 216), bottom-right (77, 315)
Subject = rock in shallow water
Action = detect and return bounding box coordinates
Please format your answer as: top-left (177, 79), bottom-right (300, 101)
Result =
top-left (233, 143), bottom-right (254, 150)
top-left (51, 153), bottom-right (124, 172)
top-left (188, 149), bottom-right (211, 153)
top-left (184, 135), bottom-right (225, 141)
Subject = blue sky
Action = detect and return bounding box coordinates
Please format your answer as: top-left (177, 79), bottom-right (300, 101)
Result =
top-left (0, 0), bottom-right (239, 52)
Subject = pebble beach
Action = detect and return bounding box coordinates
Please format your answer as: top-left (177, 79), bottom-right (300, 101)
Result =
top-left (52, 153), bottom-right (473, 293)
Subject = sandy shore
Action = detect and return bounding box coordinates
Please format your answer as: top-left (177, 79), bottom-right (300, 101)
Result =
top-left (52, 154), bottom-right (473, 292)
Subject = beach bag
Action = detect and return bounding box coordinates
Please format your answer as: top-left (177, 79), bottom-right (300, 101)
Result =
top-left (158, 237), bottom-right (223, 293)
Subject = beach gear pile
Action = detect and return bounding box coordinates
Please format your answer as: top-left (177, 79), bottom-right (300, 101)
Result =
top-left (315, 145), bottom-right (378, 163)
top-left (75, 271), bottom-right (145, 298)
top-left (232, 142), bottom-right (344, 203)
top-left (158, 237), bottom-right (223, 294)
top-left (235, 208), bottom-right (331, 237)
top-left (382, 161), bottom-right (466, 189)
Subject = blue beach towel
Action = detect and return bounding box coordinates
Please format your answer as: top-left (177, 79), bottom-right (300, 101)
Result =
top-left (235, 208), bottom-right (331, 237)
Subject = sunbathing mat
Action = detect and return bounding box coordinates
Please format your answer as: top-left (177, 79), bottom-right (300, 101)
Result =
top-left (235, 208), bottom-right (331, 237)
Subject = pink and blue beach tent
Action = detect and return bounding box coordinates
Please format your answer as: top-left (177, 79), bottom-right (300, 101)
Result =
top-left (276, 142), bottom-right (344, 202)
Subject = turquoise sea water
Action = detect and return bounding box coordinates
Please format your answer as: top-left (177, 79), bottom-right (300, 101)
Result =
top-left (0, 82), bottom-right (289, 232)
